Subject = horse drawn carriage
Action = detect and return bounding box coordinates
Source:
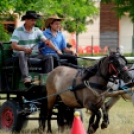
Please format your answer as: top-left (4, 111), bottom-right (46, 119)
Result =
top-left (0, 42), bottom-right (133, 134)
top-left (0, 42), bottom-right (79, 132)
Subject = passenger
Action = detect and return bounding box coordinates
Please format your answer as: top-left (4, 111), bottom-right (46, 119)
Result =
top-left (38, 14), bottom-right (78, 69)
top-left (10, 11), bottom-right (62, 85)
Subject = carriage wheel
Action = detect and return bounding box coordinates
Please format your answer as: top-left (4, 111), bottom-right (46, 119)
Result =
top-left (0, 100), bottom-right (27, 132)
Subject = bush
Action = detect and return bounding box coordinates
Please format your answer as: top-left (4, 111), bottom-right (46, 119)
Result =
top-left (0, 23), bottom-right (10, 42)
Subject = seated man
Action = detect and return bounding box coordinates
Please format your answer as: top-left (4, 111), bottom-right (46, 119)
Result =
top-left (10, 11), bottom-right (62, 84)
top-left (38, 14), bottom-right (77, 70)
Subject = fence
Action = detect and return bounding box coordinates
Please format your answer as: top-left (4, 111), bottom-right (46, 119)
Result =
top-left (68, 34), bottom-right (133, 55)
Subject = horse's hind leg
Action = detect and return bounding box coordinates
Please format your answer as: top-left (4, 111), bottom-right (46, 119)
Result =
top-left (38, 86), bottom-right (48, 134)
top-left (47, 110), bottom-right (52, 133)
top-left (46, 96), bottom-right (57, 133)
top-left (38, 99), bottom-right (47, 134)
top-left (57, 102), bottom-right (65, 133)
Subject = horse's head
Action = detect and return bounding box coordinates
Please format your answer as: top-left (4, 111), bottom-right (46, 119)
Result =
top-left (104, 51), bottom-right (132, 83)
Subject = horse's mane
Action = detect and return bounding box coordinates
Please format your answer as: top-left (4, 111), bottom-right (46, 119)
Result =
top-left (82, 57), bottom-right (106, 81)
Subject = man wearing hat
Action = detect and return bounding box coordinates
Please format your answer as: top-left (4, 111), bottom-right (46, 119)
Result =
top-left (38, 14), bottom-right (77, 68)
top-left (10, 11), bottom-right (62, 84)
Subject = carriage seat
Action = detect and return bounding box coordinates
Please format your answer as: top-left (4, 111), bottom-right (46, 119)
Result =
top-left (3, 55), bottom-right (68, 71)
top-left (28, 58), bottom-right (42, 65)
top-left (3, 56), bottom-right (42, 66)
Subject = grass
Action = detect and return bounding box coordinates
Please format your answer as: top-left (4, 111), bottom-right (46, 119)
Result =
top-left (93, 99), bottom-right (134, 134)
top-left (0, 98), bottom-right (134, 134)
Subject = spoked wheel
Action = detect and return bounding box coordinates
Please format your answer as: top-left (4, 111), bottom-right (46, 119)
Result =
top-left (0, 100), bottom-right (27, 132)
top-left (1, 106), bottom-right (14, 129)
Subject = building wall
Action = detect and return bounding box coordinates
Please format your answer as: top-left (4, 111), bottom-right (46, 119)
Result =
top-left (119, 15), bottom-right (133, 53)
top-left (100, 3), bottom-right (119, 49)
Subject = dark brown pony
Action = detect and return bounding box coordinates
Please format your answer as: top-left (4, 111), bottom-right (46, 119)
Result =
top-left (39, 51), bottom-right (132, 134)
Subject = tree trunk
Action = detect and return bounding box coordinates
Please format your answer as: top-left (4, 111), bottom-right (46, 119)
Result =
top-left (76, 32), bottom-right (79, 53)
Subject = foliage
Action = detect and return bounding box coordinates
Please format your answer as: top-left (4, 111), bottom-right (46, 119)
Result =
top-left (0, 0), bottom-right (99, 33)
top-left (78, 58), bottom-right (96, 68)
top-left (101, 0), bottom-right (134, 23)
top-left (0, 24), bottom-right (10, 42)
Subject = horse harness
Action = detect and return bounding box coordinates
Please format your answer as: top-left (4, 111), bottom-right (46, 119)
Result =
top-left (69, 54), bottom-right (128, 106)
top-left (70, 65), bottom-right (107, 106)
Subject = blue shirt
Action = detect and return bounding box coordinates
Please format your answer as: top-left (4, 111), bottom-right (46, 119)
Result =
top-left (38, 28), bottom-right (67, 56)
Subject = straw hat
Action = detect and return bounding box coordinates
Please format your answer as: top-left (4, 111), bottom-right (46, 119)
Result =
top-left (45, 14), bottom-right (65, 28)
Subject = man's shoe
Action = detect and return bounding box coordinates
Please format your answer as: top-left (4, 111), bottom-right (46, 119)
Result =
top-left (24, 78), bottom-right (31, 88)
top-left (24, 78), bottom-right (31, 84)
top-left (32, 80), bottom-right (40, 85)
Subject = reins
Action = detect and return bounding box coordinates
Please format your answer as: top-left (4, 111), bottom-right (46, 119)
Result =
top-left (23, 87), bottom-right (71, 103)
top-left (23, 54), bottom-right (129, 105)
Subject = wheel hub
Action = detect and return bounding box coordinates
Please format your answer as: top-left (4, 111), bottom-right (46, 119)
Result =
top-left (2, 108), bottom-right (14, 129)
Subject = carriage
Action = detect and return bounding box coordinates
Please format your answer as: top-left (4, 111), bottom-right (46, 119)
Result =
top-left (0, 42), bottom-right (132, 134)
top-left (0, 42), bottom-right (78, 132)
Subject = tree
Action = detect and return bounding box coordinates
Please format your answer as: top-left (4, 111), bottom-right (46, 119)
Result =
top-left (0, 0), bottom-right (99, 48)
top-left (59, 0), bottom-right (99, 52)
top-left (0, 24), bottom-right (10, 41)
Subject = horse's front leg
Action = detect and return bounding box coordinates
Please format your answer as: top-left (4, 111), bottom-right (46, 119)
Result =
top-left (87, 113), bottom-right (96, 134)
top-left (101, 103), bottom-right (109, 129)
top-left (101, 96), bottom-right (120, 129)
top-left (87, 103), bottom-right (101, 134)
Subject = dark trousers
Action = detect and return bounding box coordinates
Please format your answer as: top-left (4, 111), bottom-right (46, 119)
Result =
top-left (37, 54), bottom-right (54, 73)
top-left (59, 54), bottom-right (78, 65)
top-left (37, 54), bottom-right (78, 73)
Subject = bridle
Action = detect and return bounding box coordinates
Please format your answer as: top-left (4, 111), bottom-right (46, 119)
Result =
top-left (108, 62), bottom-right (128, 77)
top-left (108, 54), bottom-right (128, 76)
top-left (98, 54), bottom-right (128, 80)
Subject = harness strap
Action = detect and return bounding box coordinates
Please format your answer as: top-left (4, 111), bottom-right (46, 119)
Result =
top-left (71, 70), bottom-right (83, 106)
top-left (72, 70), bottom-right (81, 89)
top-left (89, 82), bottom-right (106, 90)
top-left (73, 83), bottom-right (86, 90)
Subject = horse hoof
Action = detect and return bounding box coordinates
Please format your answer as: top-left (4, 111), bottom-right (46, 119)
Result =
top-left (85, 109), bottom-right (92, 115)
top-left (101, 121), bottom-right (108, 129)
top-left (87, 127), bottom-right (95, 134)
top-left (32, 128), bottom-right (45, 134)
top-left (47, 130), bottom-right (52, 134)
top-left (58, 127), bottom-right (64, 134)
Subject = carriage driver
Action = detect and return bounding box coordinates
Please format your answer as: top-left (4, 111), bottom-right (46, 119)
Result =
top-left (10, 11), bottom-right (62, 85)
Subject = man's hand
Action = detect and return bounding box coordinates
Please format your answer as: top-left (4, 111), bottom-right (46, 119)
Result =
top-left (56, 50), bottom-right (62, 55)
top-left (71, 50), bottom-right (77, 56)
top-left (24, 48), bottom-right (33, 54)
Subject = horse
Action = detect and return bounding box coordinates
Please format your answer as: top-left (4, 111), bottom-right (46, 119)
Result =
top-left (39, 51), bottom-right (132, 134)
top-left (100, 63), bottom-right (134, 129)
